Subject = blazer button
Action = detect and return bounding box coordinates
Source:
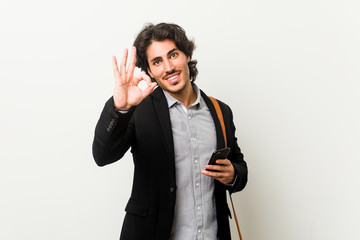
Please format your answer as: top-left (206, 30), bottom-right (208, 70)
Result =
top-left (170, 187), bottom-right (175, 193)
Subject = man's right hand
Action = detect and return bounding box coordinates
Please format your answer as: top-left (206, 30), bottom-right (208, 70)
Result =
top-left (112, 47), bottom-right (157, 111)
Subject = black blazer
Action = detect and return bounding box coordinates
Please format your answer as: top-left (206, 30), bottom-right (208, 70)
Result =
top-left (92, 87), bottom-right (248, 240)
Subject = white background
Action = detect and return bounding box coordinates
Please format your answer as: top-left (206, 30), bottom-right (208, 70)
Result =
top-left (1, 0), bottom-right (359, 239)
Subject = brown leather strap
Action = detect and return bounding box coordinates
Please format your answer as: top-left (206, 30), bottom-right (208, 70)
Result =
top-left (209, 96), bottom-right (243, 240)
top-left (209, 97), bottom-right (227, 147)
top-left (229, 191), bottom-right (243, 240)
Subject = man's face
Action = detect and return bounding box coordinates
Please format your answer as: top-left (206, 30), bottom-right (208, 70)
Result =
top-left (146, 39), bottom-right (191, 96)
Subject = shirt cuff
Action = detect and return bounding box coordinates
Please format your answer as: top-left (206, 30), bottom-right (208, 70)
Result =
top-left (117, 109), bottom-right (129, 114)
top-left (224, 175), bottom-right (237, 187)
top-left (114, 107), bottom-right (132, 114)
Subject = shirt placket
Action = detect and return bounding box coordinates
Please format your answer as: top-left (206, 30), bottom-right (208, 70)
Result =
top-left (188, 107), bottom-right (203, 240)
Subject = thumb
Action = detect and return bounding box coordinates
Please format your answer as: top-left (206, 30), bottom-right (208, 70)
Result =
top-left (141, 82), bottom-right (157, 97)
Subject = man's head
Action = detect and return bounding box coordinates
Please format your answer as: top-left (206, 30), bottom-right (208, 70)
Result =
top-left (133, 23), bottom-right (198, 83)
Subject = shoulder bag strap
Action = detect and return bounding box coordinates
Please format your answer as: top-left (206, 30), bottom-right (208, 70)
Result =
top-left (209, 96), bottom-right (243, 240)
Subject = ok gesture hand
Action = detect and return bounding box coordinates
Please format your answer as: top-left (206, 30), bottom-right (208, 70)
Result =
top-left (113, 47), bottom-right (157, 110)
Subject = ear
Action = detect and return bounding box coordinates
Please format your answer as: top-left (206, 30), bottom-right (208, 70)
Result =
top-left (147, 68), bottom-right (154, 78)
top-left (187, 56), bottom-right (190, 63)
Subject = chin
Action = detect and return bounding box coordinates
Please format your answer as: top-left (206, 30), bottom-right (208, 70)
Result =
top-left (167, 82), bottom-right (187, 93)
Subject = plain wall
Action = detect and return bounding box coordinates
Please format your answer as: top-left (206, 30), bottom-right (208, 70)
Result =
top-left (1, 0), bottom-right (359, 239)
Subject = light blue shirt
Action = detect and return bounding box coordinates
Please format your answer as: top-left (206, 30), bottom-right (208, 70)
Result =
top-left (164, 84), bottom-right (218, 240)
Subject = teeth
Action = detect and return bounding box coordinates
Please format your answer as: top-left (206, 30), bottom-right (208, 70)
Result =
top-left (168, 74), bottom-right (178, 80)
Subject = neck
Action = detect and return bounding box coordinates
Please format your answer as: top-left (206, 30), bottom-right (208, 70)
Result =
top-left (168, 82), bottom-right (197, 108)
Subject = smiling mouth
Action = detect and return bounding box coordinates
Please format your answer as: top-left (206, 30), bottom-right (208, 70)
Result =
top-left (165, 72), bottom-right (180, 84)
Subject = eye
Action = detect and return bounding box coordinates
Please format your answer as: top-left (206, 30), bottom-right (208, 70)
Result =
top-left (153, 59), bottom-right (161, 66)
top-left (170, 52), bottom-right (178, 58)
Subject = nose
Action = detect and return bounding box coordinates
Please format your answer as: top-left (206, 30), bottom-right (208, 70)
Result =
top-left (164, 59), bottom-right (174, 73)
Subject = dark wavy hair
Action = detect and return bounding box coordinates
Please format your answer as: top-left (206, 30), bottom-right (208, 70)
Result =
top-left (133, 23), bottom-right (198, 82)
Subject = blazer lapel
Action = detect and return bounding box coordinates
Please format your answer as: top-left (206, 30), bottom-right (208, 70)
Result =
top-left (151, 87), bottom-right (175, 165)
top-left (201, 90), bottom-right (226, 150)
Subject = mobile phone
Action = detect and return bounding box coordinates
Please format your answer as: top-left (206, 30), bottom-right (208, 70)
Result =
top-left (208, 147), bottom-right (231, 166)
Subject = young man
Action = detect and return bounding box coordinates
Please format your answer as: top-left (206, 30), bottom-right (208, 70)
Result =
top-left (92, 23), bottom-right (248, 240)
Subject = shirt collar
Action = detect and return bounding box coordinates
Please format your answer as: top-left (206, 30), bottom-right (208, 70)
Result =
top-left (163, 83), bottom-right (201, 109)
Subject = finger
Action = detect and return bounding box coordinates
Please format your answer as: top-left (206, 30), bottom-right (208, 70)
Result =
top-left (133, 73), bottom-right (146, 86)
top-left (120, 48), bottom-right (128, 79)
top-left (205, 164), bottom-right (226, 172)
top-left (133, 72), bottom-right (153, 86)
top-left (141, 73), bottom-right (153, 86)
top-left (127, 47), bottom-right (136, 81)
top-left (215, 159), bottom-right (231, 166)
top-left (141, 82), bottom-right (157, 97)
top-left (201, 169), bottom-right (223, 179)
top-left (112, 56), bottom-right (121, 80)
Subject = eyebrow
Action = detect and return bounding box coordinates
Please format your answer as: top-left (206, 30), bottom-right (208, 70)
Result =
top-left (168, 48), bottom-right (178, 56)
top-left (150, 48), bottom-right (179, 63)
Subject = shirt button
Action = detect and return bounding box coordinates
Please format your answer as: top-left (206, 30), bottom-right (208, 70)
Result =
top-left (188, 115), bottom-right (191, 120)
top-left (191, 137), bottom-right (196, 141)
top-left (198, 229), bottom-right (201, 233)
top-left (197, 206), bottom-right (201, 210)
top-left (196, 183), bottom-right (199, 187)
top-left (170, 187), bottom-right (175, 192)
top-left (194, 160), bottom-right (198, 163)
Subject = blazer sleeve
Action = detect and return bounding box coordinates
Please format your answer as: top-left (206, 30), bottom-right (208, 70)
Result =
top-left (92, 97), bottom-right (136, 166)
top-left (222, 103), bottom-right (248, 194)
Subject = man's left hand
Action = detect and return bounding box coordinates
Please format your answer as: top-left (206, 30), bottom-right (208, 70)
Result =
top-left (201, 159), bottom-right (235, 185)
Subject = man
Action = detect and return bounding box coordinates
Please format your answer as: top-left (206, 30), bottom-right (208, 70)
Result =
top-left (92, 23), bottom-right (248, 240)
